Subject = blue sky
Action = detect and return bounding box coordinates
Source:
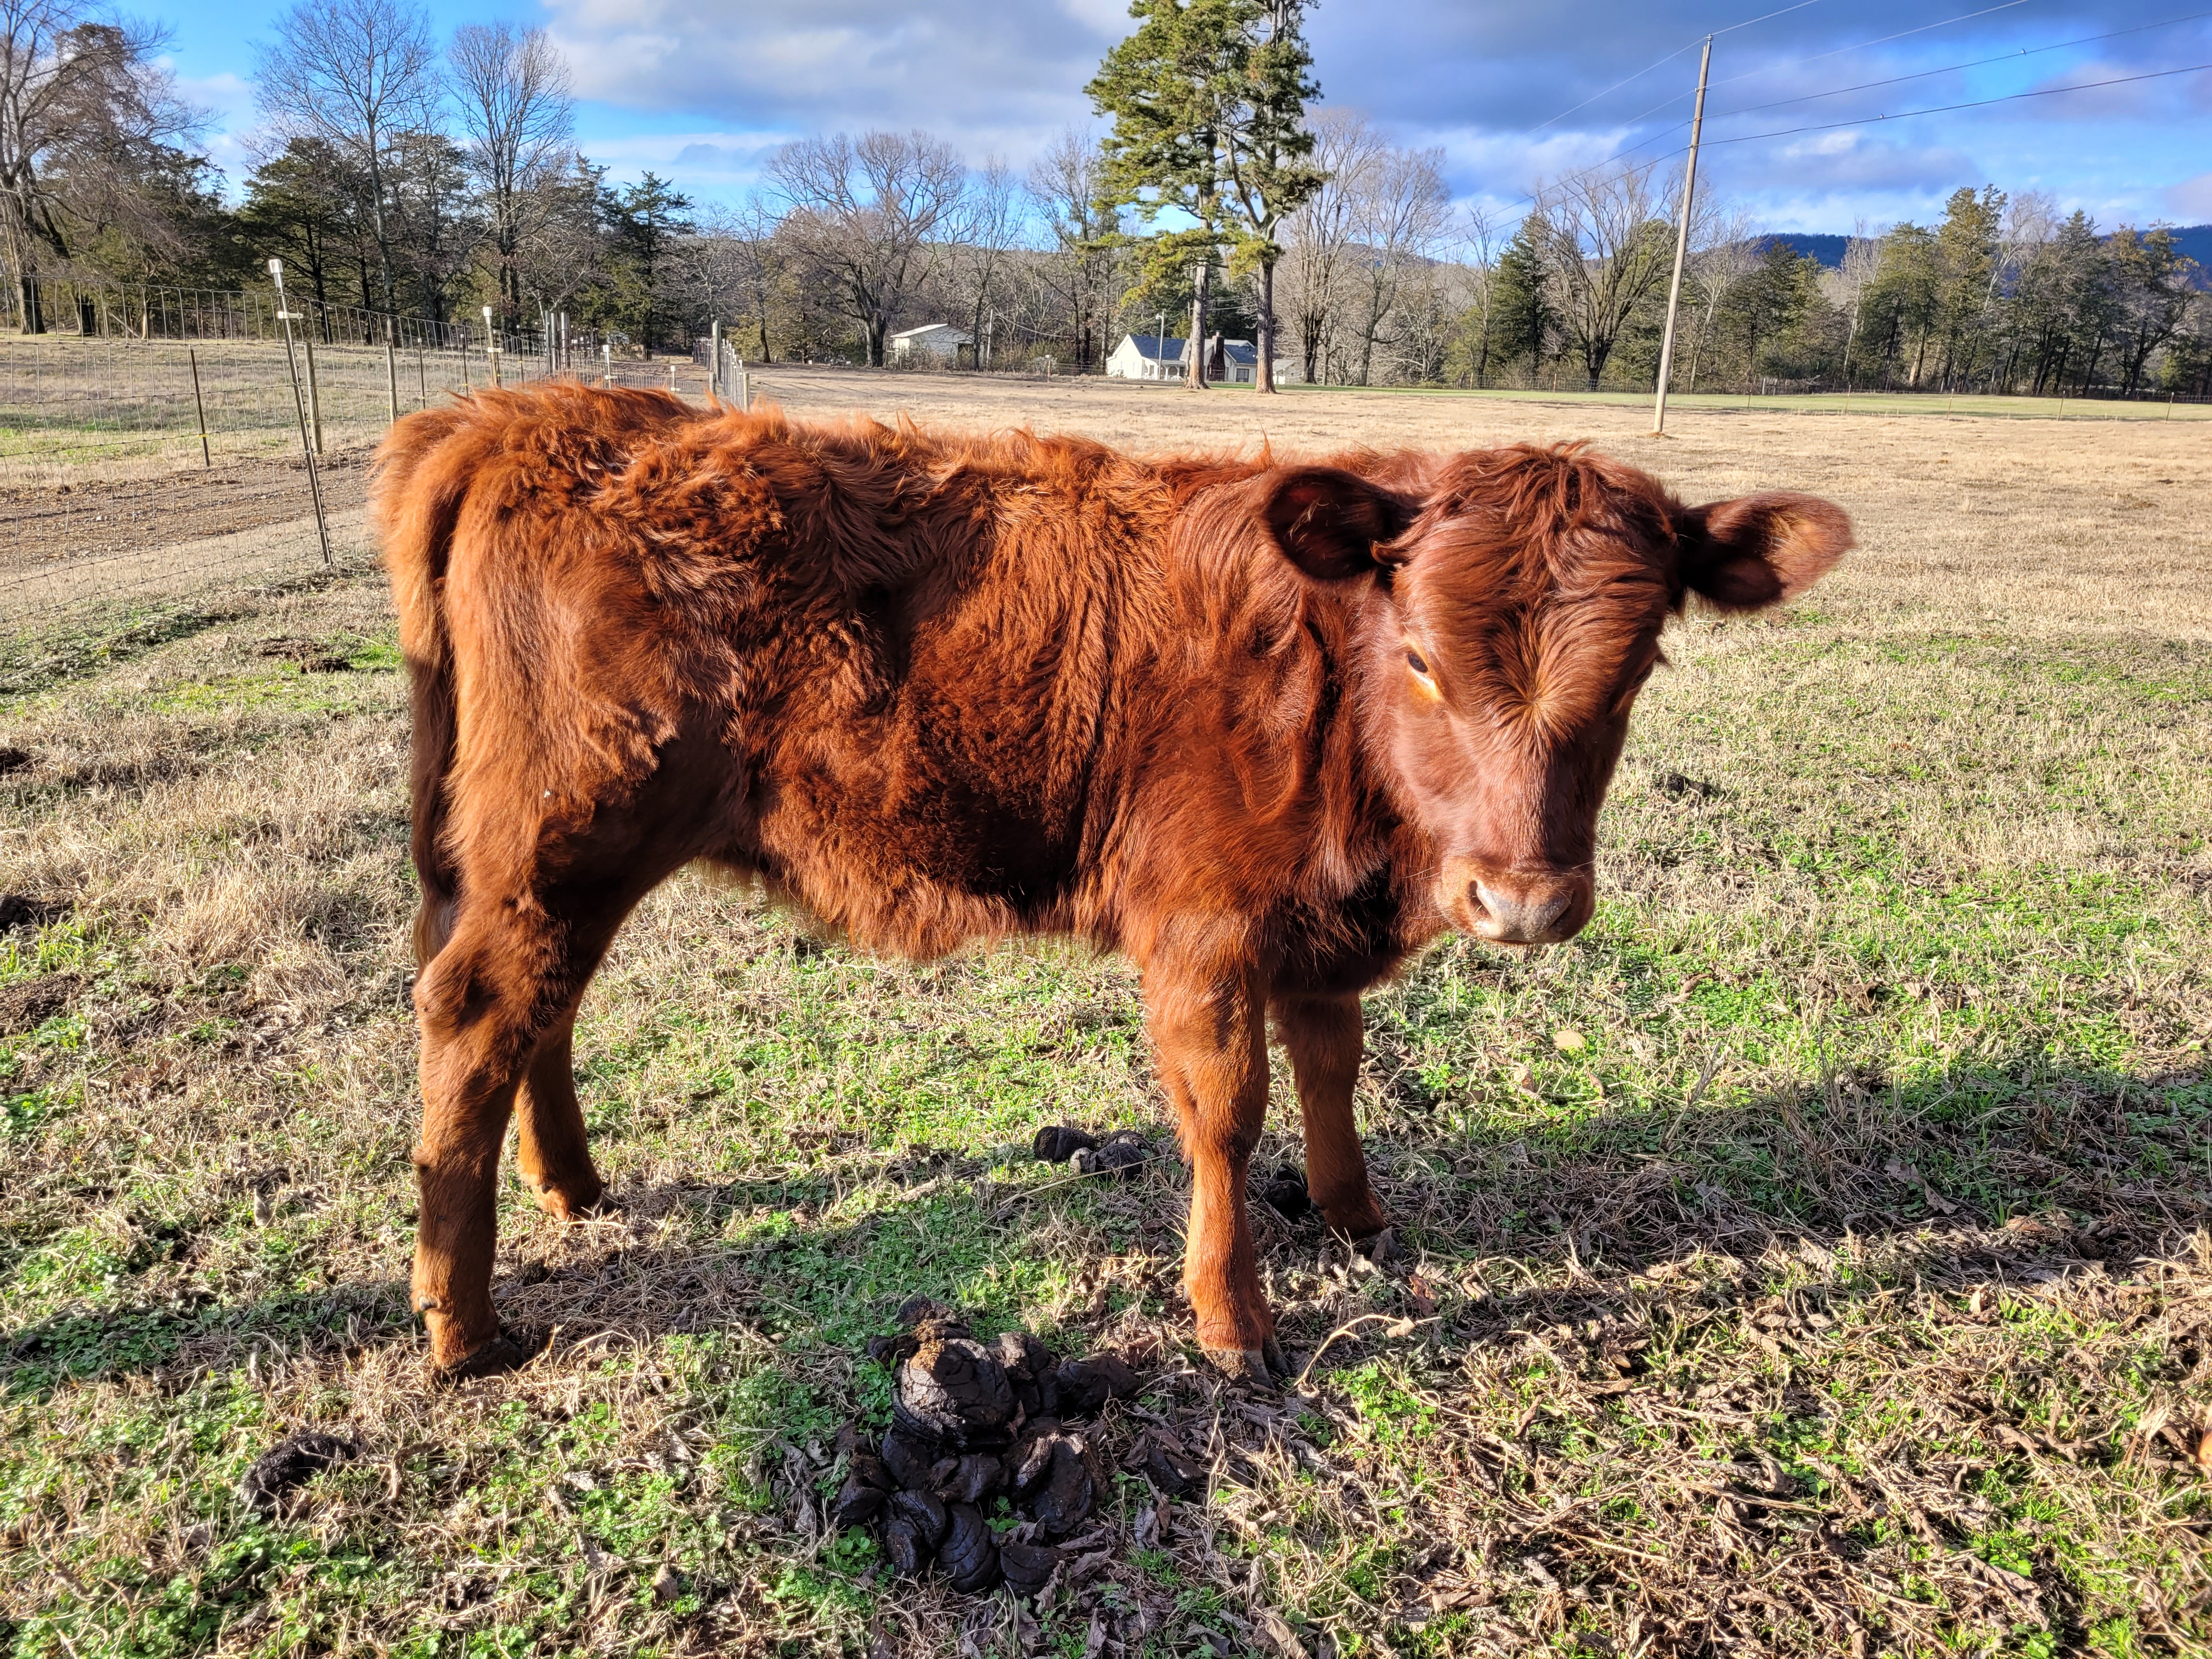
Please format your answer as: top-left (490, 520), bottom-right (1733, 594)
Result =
top-left (153, 0), bottom-right (2212, 233)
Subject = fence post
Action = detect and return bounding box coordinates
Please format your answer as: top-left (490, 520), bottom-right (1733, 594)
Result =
top-left (301, 318), bottom-right (324, 454)
top-left (385, 318), bottom-right (399, 426)
top-left (268, 259), bottom-right (335, 570)
top-left (602, 343), bottom-right (611, 388)
top-left (188, 347), bottom-right (211, 469)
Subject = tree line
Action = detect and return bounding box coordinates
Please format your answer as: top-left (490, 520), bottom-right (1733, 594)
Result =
top-left (8, 0), bottom-right (2204, 395)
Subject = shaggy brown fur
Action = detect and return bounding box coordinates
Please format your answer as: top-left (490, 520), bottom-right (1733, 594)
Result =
top-left (373, 383), bottom-right (1852, 1379)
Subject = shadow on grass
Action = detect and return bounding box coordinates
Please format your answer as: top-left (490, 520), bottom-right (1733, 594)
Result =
top-left (5, 1049), bottom-right (2205, 1404)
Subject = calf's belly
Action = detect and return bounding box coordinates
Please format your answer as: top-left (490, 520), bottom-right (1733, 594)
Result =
top-left (746, 750), bottom-right (1087, 958)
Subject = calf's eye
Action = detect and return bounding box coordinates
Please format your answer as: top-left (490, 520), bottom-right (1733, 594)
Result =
top-left (1406, 650), bottom-right (1430, 676)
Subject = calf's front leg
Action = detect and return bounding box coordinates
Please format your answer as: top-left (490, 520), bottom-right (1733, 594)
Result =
top-left (1144, 955), bottom-right (1280, 1378)
top-left (1273, 993), bottom-right (1389, 1239)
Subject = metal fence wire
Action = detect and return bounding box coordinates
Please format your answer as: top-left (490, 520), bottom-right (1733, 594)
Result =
top-left (0, 309), bottom-right (718, 639)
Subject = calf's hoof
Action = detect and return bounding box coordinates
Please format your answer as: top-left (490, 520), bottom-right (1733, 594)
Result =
top-left (1200, 1334), bottom-right (1289, 1383)
top-left (1318, 1195), bottom-right (1391, 1242)
top-left (532, 1174), bottom-right (608, 1223)
top-left (432, 1328), bottom-right (540, 1385)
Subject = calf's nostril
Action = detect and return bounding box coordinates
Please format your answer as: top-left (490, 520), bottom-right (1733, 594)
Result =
top-left (1473, 881), bottom-right (1572, 941)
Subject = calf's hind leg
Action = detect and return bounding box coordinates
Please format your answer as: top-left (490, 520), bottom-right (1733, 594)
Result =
top-left (411, 875), bottom-right (664, 1378)
top-left (515, 1008), bottom-right (606, 1221)
top-left (1273, 994), bottom-right (1389, 1239)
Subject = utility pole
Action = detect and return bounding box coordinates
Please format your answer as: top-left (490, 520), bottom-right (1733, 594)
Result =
top-left (1650, 34), bottom-right (1713, 438)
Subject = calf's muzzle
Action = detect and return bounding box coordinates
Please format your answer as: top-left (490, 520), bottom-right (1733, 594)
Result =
top-left (1437, 856), bottom-right (1593, 946)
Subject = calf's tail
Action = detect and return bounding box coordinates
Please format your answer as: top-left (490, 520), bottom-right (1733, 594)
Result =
top-left (371, 404), bottom-right (492, 968)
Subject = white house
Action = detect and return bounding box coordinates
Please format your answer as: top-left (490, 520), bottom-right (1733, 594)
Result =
top-left (1106, 332), bottom-right (1186, 380)
top-left (889, 322), bottom-right (973, 363)
top-left (1109, 331), bottom-right (1301, 385)
top-left (1195, 336), bottom-right (1303, 386)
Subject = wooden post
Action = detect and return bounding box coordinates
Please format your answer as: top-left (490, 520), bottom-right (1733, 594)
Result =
top-left (188, 347), bottom-right (211, 469)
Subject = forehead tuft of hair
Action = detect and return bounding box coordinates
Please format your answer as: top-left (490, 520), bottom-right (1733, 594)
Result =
top-left (1397, 444), bottom-right (1676, 739)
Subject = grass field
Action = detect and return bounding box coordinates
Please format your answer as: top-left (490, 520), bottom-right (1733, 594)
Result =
top-left (0, 372), bottom-right (2205, 1658)
top-left (1276, 382), bottom-right (2212, 422)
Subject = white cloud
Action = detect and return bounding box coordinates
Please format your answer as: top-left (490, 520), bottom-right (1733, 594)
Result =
top-left (543, 0), bottom-right (1113, 163)
top-left (2165, 171), bottom-right (2212, 220)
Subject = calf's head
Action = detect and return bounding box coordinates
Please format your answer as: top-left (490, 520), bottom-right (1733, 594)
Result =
top-left (1257, 444), bottom-right (1852, 946)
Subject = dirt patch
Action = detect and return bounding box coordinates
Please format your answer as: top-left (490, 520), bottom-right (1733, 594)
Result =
top-left (0, 448), bottom-right (374, 572)
top-left (0, 969), bottom-right (82, 1031)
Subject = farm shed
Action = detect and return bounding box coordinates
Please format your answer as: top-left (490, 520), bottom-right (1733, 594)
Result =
top-left (889, 323), bottom-right (974, 363)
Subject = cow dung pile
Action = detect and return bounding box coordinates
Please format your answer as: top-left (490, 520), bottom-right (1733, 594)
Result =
top-left (1031, 1122), bottom-right (1152, 1179)
top-left (830, 1298), bottom-right (1203, 1596)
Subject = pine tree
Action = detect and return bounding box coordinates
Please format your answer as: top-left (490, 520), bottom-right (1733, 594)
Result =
top-left (1087, 0), bottom-right (1323, 392)
top-left (1491, 220), bottom-right (1553, 383)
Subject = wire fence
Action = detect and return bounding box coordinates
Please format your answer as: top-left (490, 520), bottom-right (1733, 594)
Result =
top-left (8, 277), bottom-right (563, 358)
top-left (0, 323), bottom-right (721, 641)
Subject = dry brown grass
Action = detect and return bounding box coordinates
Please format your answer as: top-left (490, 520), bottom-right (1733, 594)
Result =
top-left (0, 372), bottom-right (2205, 1659)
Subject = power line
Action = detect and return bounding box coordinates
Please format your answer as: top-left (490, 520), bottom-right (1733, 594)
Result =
top-left (1704, 0), bottom-right (2033, 89)
top-left (1700, 59), bottom-right (2212, 147)
top-left (1711, 0), bottom-right (1824, 36)
top-left (1528, 0), bottom-right (1825, 136)
top-left (1495, 54), bottom-right (2211, 216)
top-left (1495, 0), bottom-right (2207, 216)
top-left (1550, 0), bottom-right (2038, 141)
top-left (1530, 40), bottom-right (1703, 133)
top-left (1709, 7), bottom-right (2212, 117)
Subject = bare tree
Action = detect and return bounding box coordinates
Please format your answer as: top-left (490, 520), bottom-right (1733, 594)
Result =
top-left (1819, 217), bottom-right (1882, 388)
top-left (952, 157), bottom-right (1022, 368)
top-left (1345, 138), bottom-right (1449, 385)
top-left (1684, 205), bottom-right (1756, 392)
top-left (1025, 127), bottom-right (1119, 373)
top-left (1536, 160), bottom-right (1675, 390)
top-left (508, 151), bottom-right (603, 320)
top-left (693, 195), bottom-right (787, 363)
top-left (0, 0), bottom-right (196, 327)
top-left (256, 0), bottom-right (439, 316)
top-left (1448, 203), bottom-right (1502, 387)
top-left (450, 21), bottom-right (572, 326)
top-left (767, 129), bottom-right (965, 366)
top-left (1276, 108), bottom-right (1384, 386)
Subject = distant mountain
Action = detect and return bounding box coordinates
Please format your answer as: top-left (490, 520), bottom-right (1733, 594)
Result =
top-left (1756, 226), bottom-right (2212, 279)
top-left (2166, 224), bottom-right (2212, 269)
top-left (1759, 233), bottom-right (1850, 269)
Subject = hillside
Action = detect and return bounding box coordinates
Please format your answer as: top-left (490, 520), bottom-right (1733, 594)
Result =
top-left (1761, 225), bottom-right (2212, 283)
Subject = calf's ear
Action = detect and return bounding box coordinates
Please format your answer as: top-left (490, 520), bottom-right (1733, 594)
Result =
top-left (1258, 465), bottom-right (1418, 582)
top-left (1675, 492), bottom-right (1853, 611)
